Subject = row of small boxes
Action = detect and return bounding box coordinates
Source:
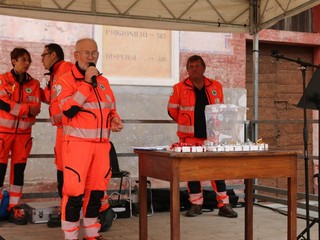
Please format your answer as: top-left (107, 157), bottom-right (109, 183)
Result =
top-left (173, 145), bottom-right (206, 153)
top-left (170, 143), bottom-right (269, 153)
top-left (206, 143), bottom-right (268, 152)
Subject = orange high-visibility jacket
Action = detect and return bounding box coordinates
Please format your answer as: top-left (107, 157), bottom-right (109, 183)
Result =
top-left (167, 76), bottom-right (224, 138)
top-left (0, 71), bottom-right (41, 134)
top-left (57, 64), bottom-right (120, 142)
top-left (40, 60), bottom-right (73, 127)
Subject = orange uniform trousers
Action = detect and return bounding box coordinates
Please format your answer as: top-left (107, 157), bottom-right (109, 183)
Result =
top-left (55, 126), bottom-right (64, 171)
top-left (61, 140), bottom-right (111, 239)
top-left (182, 137), bottom-right (229, 207)
top-left (0, 133), bottom-right (32, 209)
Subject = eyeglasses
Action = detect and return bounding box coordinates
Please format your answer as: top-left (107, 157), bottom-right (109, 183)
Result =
top-left (41, 52), bottom-right (52, 58)
top-left (77, 51), bottom-right (99, 58)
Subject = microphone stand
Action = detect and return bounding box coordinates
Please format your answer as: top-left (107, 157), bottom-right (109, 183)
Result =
top-left (271, 51), bottom-right (320, 240)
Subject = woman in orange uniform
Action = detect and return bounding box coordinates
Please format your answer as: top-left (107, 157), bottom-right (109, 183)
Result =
top-left (0, 47), bottom-right (41, 225)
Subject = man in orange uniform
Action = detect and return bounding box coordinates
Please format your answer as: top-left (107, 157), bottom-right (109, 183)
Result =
top-left (40, 43), bottom-right (73, 228)
top-left (57, 38), bottom-right (123, 240)
top-left (167, 55), bottom-right (238, 218)
top-left (0, 47), bottom-right (41, 225)
top-left (41, 43), bottom-right (113, 231)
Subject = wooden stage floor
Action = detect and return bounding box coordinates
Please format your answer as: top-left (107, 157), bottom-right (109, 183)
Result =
top-left (0, 203), bottom-right (319, 240)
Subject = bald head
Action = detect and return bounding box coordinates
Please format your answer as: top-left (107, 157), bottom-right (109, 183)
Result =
top-left (74, 38), bottom-right (99, 70)
top-left (75, 38), bottom-right (98, 52)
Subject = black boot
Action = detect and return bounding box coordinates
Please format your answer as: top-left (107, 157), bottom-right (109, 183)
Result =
top-left (218, 204), bottom-right (238, 218)
top-left (186, 204), bottom-right (202, 217)
top-left (99, 207), bottom-right (115, 232)
top-left (47, 213), bottom-right (61, 228)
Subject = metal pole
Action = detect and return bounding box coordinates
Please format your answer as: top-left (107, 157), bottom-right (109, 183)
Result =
top-left (253, 33), bottom-right (259, 142)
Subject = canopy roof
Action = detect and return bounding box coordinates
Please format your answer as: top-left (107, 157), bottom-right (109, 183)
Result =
top-left (0, 0), bottom-right (319, 33)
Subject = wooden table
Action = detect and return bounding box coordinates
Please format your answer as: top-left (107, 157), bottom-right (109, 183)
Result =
top-left (134, 150), bottom-right (298, 240)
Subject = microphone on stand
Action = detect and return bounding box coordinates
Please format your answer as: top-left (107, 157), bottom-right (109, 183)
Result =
top-left (88, 62), bottom-right (97, 88)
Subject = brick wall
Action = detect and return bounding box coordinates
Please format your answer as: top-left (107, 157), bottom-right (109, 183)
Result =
top-left (0, 40), bottom-right (75, 88)
top-left (246, 36), bottom-right (317, 195)
top-left (180, 33), bottom-right (246, 88)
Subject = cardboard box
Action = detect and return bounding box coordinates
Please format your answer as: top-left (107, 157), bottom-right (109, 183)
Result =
top-left (22, 201), bottom-right (60, 224)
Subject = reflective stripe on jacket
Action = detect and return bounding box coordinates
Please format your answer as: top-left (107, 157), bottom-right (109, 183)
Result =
top-left (0, 71), bottom-right (41, 134)
top-left (40, 60), bottom-right (73, 126)
top-left (167, 76), bottom-right (223, 138)
top-left (57, 64), bottom-right (120, 142)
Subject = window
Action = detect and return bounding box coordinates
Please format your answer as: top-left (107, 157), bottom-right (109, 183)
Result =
top-left (270, 9), bottom-right (313, 33)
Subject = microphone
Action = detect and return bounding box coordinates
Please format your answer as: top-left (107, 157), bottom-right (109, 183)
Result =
top-left (88, 62), bottom-right (97, 88)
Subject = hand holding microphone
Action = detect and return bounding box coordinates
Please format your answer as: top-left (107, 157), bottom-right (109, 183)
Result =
top-left (87, 62), bottom-right (97, 88)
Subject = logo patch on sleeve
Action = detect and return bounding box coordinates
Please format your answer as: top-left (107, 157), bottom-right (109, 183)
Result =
top-left (100, 83), bottom-right (105, 91)
top-left (56, 84), bottom-right (62, 96)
